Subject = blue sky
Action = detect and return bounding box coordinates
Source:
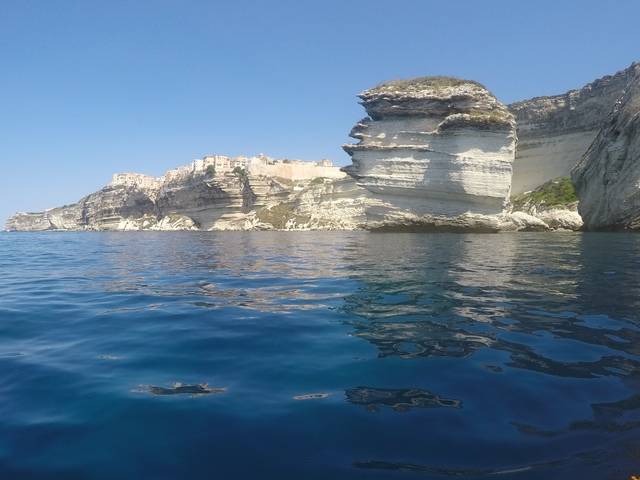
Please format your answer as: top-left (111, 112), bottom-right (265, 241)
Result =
top-left (2, 0), bottom-right (639, 223)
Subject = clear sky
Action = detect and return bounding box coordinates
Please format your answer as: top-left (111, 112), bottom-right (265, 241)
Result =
top-left (2, 0), bottom-right (639, 223)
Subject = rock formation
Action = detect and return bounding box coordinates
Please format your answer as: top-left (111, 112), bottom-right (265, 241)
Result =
top-left (509, 63), bottom-right (639, 195)
top-left (4, 78), bottom-right (556, 233)
top-left (343, 77), bottom-right (516, 217)
top-left (5, 155), bottom-right (345, 231)
top-left (510, 177), bottom-right (583, 231)
top-left (9, 64), bottom-right (640, 233)
top-left (242, 177), bottom-right (537, 232)
top-left (572, 70), bottom-right (640, 230)
top-left (252, 76), bottom-right (548, 233)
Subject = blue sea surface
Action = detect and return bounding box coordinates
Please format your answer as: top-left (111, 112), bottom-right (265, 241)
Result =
top-left (1, 231), bottom-right (639, 479)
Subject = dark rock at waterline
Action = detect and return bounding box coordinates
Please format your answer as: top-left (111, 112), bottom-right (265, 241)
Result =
top-left (146, 383), bottom-right (226, 396)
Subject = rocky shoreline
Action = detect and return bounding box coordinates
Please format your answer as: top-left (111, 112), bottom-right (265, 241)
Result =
top-left (6, 63), bottom-right (640, 232)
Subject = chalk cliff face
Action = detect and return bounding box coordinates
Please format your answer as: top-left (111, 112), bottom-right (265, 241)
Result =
top-left (509, 63), bottom-right (640, 194)
top-left (572, 71), bottom-right (640, 230)
top-left (343, 77), bottom-right (517, 217)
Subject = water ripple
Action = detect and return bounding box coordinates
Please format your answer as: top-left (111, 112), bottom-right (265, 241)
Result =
top-left (1, 231), bottom-right (639, 479)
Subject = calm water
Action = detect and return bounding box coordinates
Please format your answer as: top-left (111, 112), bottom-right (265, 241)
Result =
top-left (1, 232), bottom-right (640, 479)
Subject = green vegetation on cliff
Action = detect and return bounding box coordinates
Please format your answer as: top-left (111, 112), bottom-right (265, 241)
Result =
top-left (371, 76), bottom-right (486, 94)
top-left (439, 109), bottom-right (513, 130)
top-left (232, 166), bottom-right (247, 179)
top-left (512, 177), bottom-right (578, 210)
top-left (255, 202), bottom-right (310, 229)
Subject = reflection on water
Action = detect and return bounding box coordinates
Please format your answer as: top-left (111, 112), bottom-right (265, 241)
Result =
top-left (345, 387), bottom-right (462, 412)
top-left (353, 451), bottom-right (608, 478)
top-left (514, 393), bottom-right (640, 437)
top-left (343, 233), bottom-right (640, 379)
top-left (144, 383), bottom-right (226, 396)
top-left (1, 231), bottom-right (640, 479)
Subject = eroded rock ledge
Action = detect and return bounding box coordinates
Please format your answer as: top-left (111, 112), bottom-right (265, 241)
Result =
top-left (342, 76), bottom-right (516, 216)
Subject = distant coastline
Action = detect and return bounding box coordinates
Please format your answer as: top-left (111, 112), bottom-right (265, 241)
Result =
top-left (7, 62), bottom-right (640, 233)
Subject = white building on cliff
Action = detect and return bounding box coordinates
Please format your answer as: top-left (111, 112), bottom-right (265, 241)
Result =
top-left (200, 154), bottom-right (344, 181)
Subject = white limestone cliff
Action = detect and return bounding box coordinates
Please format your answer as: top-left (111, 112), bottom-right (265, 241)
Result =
top-left (9, 65), bottom-right (640, 233)
top-left (235, 178), bottom-right (542, 233)
top-left (572, 71), bottom-right (640, 230)
top-left (509, 63), bottom-right (639, 194)
top-left (340, 76), bottom-right (517, 226)
top-left (5, 155), bottom-right (345, 232)
top-left (343, 77), bottom-right (516, 214)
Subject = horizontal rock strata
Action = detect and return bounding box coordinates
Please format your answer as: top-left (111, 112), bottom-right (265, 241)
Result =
top-left (5, 155), bottom-right (345, 232)
top-left (241, 177), bottom-right (553, 232)
top-left (342, 76), bottom-right (517, 217)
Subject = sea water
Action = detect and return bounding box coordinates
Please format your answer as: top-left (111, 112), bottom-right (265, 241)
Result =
top-left (1, 231), bottom-right (639, 479)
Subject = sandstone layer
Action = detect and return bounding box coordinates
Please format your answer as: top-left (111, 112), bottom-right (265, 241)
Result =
top-left (509, 63), bottom-right (640, 194)
top-left (572, 71), bottom-right (640, 230)
top-left (342, 76), bottom-right (517, 218)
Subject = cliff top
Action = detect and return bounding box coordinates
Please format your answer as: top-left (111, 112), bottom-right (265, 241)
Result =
top-left (357, 75), bottom-right (512, 124)
top-left (509, 62), bottom-right (640, 111)
top-left (361, 76), bottom-right (491, 100)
